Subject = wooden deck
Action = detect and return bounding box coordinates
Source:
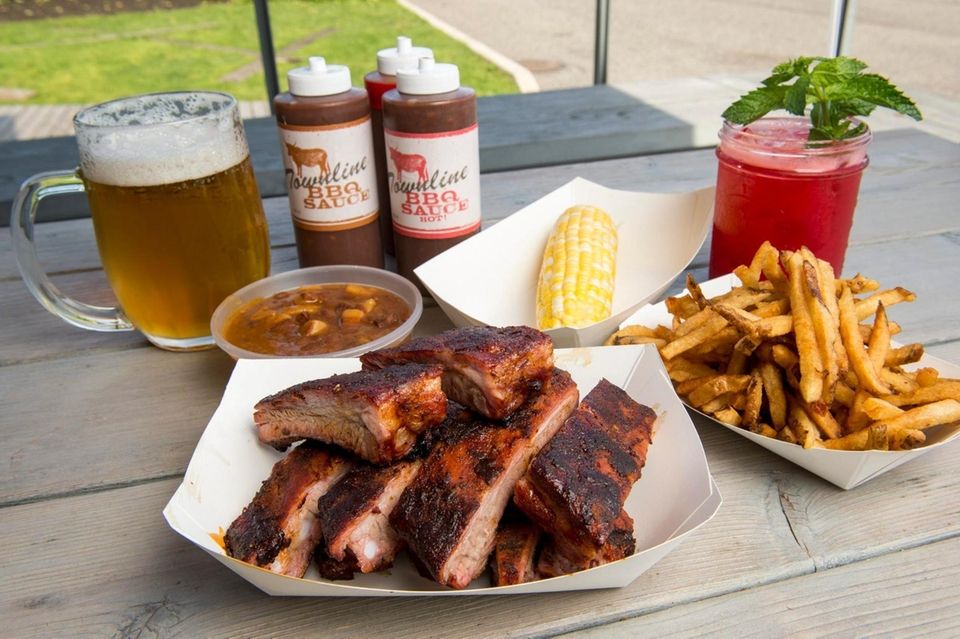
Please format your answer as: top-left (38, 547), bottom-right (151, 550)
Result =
top-left (1, 122), bottom-right (959, 636)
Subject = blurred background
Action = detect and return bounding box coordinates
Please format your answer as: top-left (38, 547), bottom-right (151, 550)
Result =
top-left (1, 0), bottom-right (957, 141)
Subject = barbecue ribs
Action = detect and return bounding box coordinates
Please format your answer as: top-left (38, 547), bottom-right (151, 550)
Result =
top-left (314, 545), bottom-right (360, 581)
top-left (514, 378), bottom-right (655, 562)
top-left (537, 510), bottom-right (637, 578)
top-left (254, 364), bottom-right (447, 464)
top-left (491, 519), bottom-right (541, 586)
top-left (390, 368), bottom-right (578, 589)
top-left (224, 442), bottom-right (353, 577)
top-left (318, 459), bottom-right (422, 575)
top-left (360, 326), bottom-right (554, 420)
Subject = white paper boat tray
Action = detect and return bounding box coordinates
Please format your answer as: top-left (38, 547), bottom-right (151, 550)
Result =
top-left (622, 274), bottom-right (960, 490)
top-left (415, 177), bottom-right (714, 348)
top-left (163, 345), bottom-right (721, 596)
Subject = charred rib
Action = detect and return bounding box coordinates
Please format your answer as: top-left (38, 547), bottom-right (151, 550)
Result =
top-left (361, 326), bottom-right (554, 420)
top-left (254, 364), bottom-right (447, 464)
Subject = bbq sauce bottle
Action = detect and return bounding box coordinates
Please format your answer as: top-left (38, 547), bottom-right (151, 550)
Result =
top-left (365, 36), bottom-right (434, 256)
top-left (382, 58), bottom-right (480, 288)
top-left (275, 57), bottom-right (383, 268)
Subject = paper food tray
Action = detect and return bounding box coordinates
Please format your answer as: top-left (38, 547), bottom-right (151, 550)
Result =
top-left (163, 345), bottom-right (721, 596)
top-left (622, 274), bottom-right (960, 490)
top-left (415, 177), bottom-right (714, 348)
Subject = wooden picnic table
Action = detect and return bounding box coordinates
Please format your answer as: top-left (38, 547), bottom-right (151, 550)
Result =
top-left (1, 124), bottom-right (959, 638)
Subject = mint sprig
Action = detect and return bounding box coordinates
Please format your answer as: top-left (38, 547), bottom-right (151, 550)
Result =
top-left (722, 56), bottom-right (922, 141)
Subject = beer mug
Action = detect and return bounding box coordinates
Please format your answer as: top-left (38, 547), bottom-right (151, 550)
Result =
top-left (11, 91), bottom-right (271, 351)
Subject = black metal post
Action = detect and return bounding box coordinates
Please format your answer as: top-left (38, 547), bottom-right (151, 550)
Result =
top-left (830, 0), bottom-right (851, 56)
top-left (593, 0), bottom-right (611, 85)
top-left (253, 0), bottom-right (280, 113)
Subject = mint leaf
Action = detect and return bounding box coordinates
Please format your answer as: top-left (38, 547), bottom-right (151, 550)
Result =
top-left (772, 57), bottom-right (813, 77)
top-left (808, 126), bottom-right (834, 142)
top-left (784, 76), bottom-right (810, 116)
top-left (810, 56), bottom-right (868, 86)
top-left (762, 72), bottom-right (796, 87)
top-left (827, 73), bottom-right (922, 120)
top-left (722, 86), bottom-right (786, 124)
top-left (723, 56), bottom-right (923, 141)
top-left (831, 98), bottom-right (877, 119)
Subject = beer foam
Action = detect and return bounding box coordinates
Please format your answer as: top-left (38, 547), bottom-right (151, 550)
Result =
top-left (76, 92), bottom-right (249, 187)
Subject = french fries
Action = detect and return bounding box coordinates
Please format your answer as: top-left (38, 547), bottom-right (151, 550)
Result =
top-left (783, 251), bottom-right (824, 403)
top-left (606, 242), bottom-right (959, 451)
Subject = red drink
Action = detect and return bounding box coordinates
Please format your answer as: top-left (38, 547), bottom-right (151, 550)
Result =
top-left (709, 117), bottom-right (871, 277)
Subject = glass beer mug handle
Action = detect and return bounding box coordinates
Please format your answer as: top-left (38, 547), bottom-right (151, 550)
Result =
top-left (11, 170), bottom-right (135, 332)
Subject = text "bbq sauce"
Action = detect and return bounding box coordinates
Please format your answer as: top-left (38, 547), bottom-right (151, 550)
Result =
top-left (382, 58), bottom-right (480, 286)
top-left (275, 57), bottom-right (384, 268)
top-left (365, 36), bottom-right (434, 256)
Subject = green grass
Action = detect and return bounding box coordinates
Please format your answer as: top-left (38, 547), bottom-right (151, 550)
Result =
top-left (0, 0), bottom-right (519, 104)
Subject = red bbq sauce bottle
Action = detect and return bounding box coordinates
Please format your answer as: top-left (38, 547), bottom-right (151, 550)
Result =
top-left (365, 36), bottom-right (434, 256)
top-left (275, 57), bottom-right (383, 268)
top-left (382, 58), bottom-right (481, 288)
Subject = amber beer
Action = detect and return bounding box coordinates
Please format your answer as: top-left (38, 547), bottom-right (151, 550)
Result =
top-left (84, 158), bottom-right (269, 344)
top-left (12, 92), bottom-right (269, 348)
top-left (75, 92), bottom-right (270, 349)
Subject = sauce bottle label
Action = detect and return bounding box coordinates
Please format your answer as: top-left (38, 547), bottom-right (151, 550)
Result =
top-left (279, 117), bottom-right (379, 231)
top-left (384, 124), bottom-right (481, 239)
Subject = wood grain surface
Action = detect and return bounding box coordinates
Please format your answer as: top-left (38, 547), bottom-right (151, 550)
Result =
top-left (1, 126), bottom-right (958, 638)
top-left (563, 536), bottom-right (960, 639)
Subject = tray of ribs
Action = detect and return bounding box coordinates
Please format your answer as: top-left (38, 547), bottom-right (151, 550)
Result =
top-left (164, 326), bottom-right (721, 596)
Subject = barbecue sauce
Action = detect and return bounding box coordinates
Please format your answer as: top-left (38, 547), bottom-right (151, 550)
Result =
top-left (382, 58), bottom-right (480, 288)
top-left (365, 36), bottom-right (434, 256)
top-left (275, 57), bottom-right (383, 268)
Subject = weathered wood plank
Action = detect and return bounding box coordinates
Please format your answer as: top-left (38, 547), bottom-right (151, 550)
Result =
top-left (476, 85), bottom-right (700, 172)
top-left (927, 339), bottom-right (960, 363)
top-left (689, 410), bottom-right (960, 572)
top-left (0, 347), bottom-right (236, 506)
top-left (841, 234), bottom-right (960, 346)
top-left (0, 270), bottom-right (145, 364)
top-left (562, 536), bottom-right (960, 639)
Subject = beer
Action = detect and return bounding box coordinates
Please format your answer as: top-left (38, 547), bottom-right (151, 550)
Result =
top-left (12, 91), bottom-right (269, 350)
top-left (75, 91), bottom-right (270, 349)
top-left (84, 157), bottom-right (270, 342)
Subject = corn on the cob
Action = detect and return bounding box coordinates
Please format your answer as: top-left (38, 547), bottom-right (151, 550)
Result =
top-left (536, 204), bottom-right (618, 329)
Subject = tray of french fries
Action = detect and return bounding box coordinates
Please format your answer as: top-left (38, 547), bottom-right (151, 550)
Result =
top-left (609, 242), bottom-right (960, 490)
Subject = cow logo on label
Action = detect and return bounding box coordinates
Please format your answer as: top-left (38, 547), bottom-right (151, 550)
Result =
top-left (389, 146), bottom-right (428, 182)
top-left (285, 142), bottom-right (330, 177)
